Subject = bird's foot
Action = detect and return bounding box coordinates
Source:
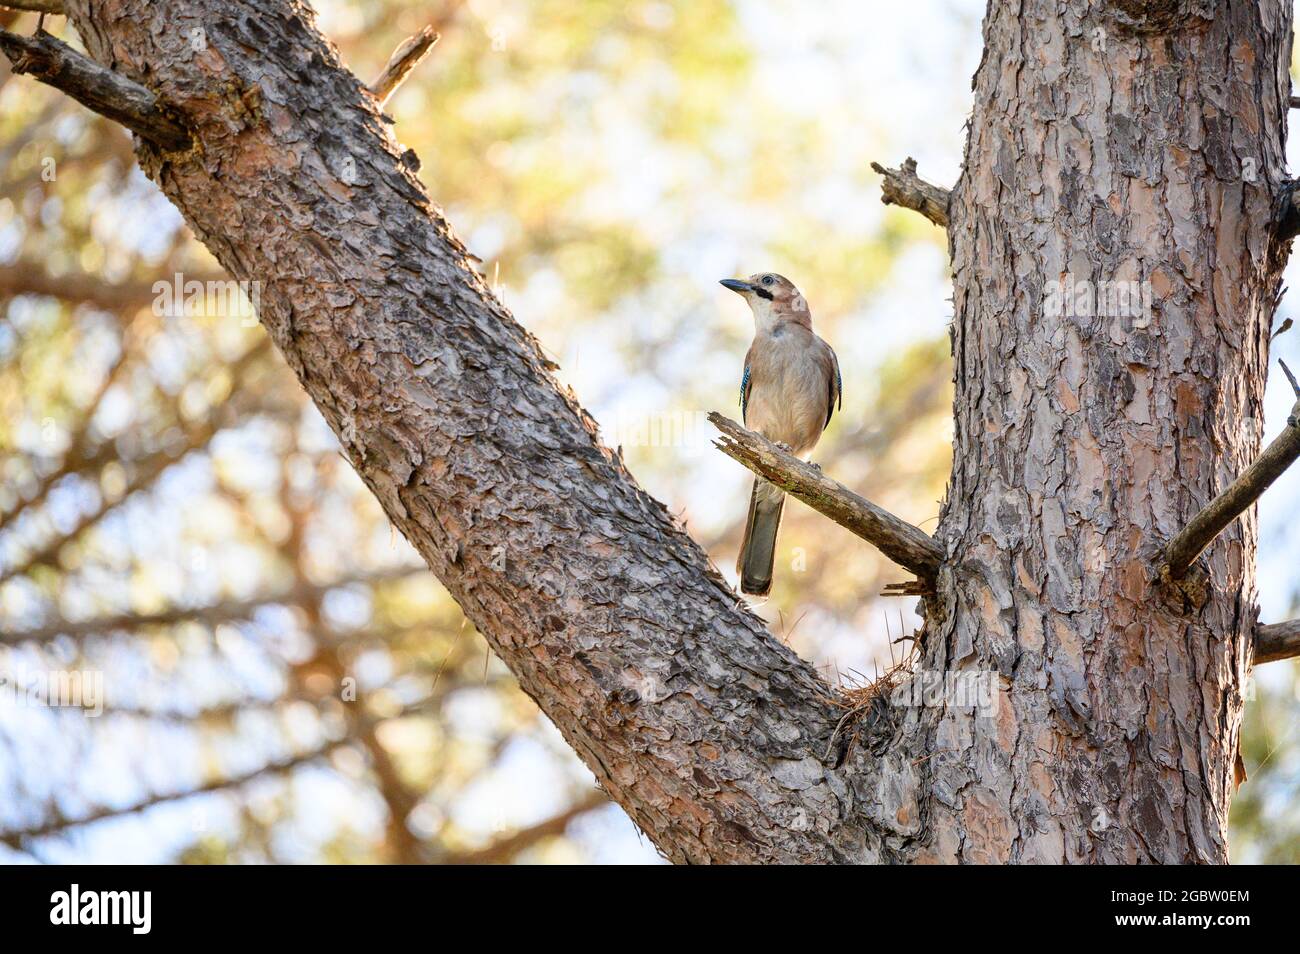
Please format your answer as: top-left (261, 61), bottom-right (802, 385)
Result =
top-left (774, 441), bottom-right (793, 453)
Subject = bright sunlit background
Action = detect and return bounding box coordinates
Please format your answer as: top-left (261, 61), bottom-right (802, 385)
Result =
top-left (0, 0), bottom-right (1296, 863)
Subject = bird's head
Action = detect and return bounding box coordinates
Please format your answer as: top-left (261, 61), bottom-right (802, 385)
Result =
top-left (720, 272), bottom-right (811, 329)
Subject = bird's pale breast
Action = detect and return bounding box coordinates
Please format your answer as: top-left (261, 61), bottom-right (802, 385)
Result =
top-left (745, 326), bottom-right (833, 456)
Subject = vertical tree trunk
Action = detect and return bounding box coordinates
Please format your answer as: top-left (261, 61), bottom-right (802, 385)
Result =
top-left (919, 0), bottom-right (1291, 863)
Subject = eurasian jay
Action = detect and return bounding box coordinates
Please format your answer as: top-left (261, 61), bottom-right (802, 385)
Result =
top-left (721, 273), bottom-right (841, 597)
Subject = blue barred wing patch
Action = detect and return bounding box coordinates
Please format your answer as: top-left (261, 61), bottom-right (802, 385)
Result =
top-left (740, 365), bottom-right (751, 424)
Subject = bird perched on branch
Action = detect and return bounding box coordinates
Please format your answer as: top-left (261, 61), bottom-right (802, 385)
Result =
top-left (721, 273), bottom-right (841, 597)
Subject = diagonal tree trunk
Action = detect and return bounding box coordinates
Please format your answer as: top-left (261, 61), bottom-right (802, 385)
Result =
top-left (59, 0), bottom-right (869, 864)
top-left (14, 0), bottom-right (1294, 862)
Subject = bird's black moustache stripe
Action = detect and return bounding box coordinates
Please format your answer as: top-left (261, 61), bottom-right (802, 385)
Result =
top-left (754, 288), bottom-right (774, 300)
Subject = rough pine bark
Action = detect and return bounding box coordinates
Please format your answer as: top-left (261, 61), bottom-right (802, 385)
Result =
top-left (923, 0), bottom-right (1291, 862)
top-left (62, 0), bottom-right (874, 863)
top-left (43, 0), bottom-right (1294, 863)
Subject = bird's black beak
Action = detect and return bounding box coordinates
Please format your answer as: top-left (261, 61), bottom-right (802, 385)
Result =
top-left (720, 278), bottom-right (753, 294)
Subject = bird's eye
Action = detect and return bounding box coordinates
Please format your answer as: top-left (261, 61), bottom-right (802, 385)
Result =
top-left (761, 275), bottom-right (775, 286)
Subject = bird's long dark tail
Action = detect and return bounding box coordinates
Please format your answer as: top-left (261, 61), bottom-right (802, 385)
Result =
top-left (737, 478), bottom-right (784, 597)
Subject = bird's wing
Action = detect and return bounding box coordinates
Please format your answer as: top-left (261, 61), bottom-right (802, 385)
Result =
top-left (821, 341), bottom-right (842, 431)
top-left (741, 342), bottom-right (756, 425)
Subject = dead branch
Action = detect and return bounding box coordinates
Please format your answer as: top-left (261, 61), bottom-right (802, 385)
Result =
top-left (0, 28), bottom-right (190, 151)
top-left (870, 157), bottom-right (951, 228)
top-left (709, 412), bottom-right (944, 582)
top-left (367, 26), bottom-right (439, 108)
top-left (1255, 618), bottom-right (1300, 664)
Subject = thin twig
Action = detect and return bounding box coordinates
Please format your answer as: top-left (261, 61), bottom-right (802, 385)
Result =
top-left (0, 29), bottom-right (190, 151)
top-left (367, 26), bottom-right (439, 108)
